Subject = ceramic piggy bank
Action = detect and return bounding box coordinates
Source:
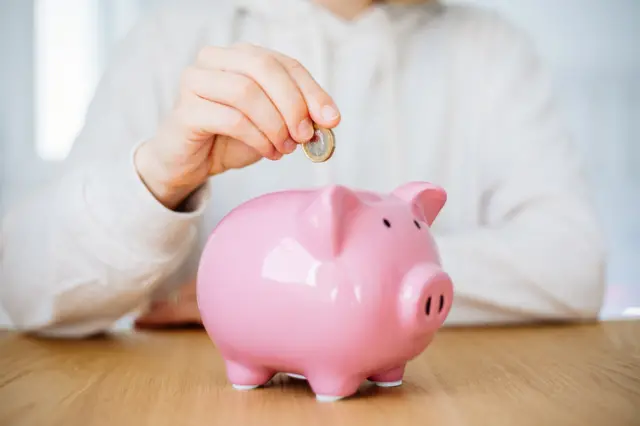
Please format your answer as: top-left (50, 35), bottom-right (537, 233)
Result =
top-left (196, 182), bottom-right (454, 402)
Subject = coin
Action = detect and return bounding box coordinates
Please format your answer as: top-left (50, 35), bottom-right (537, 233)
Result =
top-left (302, 124), bottom-right (335, 163)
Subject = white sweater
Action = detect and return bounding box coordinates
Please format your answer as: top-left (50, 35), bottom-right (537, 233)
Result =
top-left (0, 0), bottom-right (607, 337)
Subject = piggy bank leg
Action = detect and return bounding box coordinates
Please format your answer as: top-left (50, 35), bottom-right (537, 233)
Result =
top-left (368, 365), bottom-right (406, 387)
top-left (306, 373), bottom-right (362, 402)
top-left (224, 360), bottom-right (275, 390)
top-left (285, 373), bottom-right (307, 380)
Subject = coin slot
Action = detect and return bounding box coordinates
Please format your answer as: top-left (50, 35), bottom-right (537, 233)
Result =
top-left (414, 220), bottom-right (421, 229)
top-left (383, 218), bottom-right (391, 228)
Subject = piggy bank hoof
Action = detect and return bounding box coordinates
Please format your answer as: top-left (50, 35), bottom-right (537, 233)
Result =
top-left (285, 373), bottom-right (306, 380)
top-left (371, 380), bottom-right (403, 388)
top-left (315, 395), bottom-right (344, 403)
top-left (232, 384), bottom-right (260, 391)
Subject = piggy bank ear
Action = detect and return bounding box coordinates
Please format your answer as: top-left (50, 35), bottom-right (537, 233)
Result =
top-left (392, 181), bottom-right (447, 226)
top-left (297, 185), bottom-right (363, 259)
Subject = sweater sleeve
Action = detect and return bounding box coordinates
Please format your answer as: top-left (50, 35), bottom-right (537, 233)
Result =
top-left (437, 16), bottom-right (607, 325)
top-left (0, 10), bottom-right (209, 337)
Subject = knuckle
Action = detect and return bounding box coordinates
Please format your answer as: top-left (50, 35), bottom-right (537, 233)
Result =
top-left (225, 109), bottom-right (246, 132)
top-left (290, 99), bottom-right (309, 122)
top-left (285, 58), bottom-right (305, 72)
top-left (253, 52), bottom-right (278, 73)
top-left (235, 78), bottom-right (258, 101)
top-left (269, 123), bottom-right (289, 147)
top-left (196, 45), bottom-right (219, 64)
top-left (247, 131), bottom-right (274, 157)
top-left (262, 141), bottom-right (277, 158)
top-left (275, 124), bottom-right (289, 144)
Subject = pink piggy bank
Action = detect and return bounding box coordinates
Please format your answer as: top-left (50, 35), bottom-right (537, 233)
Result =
top-left (196, 182), bottom-right (454, 402)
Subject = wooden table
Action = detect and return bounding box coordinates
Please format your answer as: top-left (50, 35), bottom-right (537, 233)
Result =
top-left (1, 320), bottom-right (639, 426)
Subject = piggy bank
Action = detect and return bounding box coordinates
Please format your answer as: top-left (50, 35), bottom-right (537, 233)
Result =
top-left (196, 182), bottom-right (454, 402)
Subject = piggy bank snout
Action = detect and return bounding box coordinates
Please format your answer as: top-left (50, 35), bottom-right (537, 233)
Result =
top-left (400, 264), bottom-right (453, 332)
top-left (422, 272), bottom-right (453, 321)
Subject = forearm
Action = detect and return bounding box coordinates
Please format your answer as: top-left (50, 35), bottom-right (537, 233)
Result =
top-left (0, 148), bottom-right (208, 337)
top-left (435, 196), bottom-right (607, 325)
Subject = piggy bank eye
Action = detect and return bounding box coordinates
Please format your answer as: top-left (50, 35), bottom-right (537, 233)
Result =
top-left (383, 218), bottom-right (391, 228)
top-left (413, 220), bottom-right (421, 230)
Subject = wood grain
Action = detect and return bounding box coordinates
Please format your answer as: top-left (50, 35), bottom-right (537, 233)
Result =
top-left (0, 320), bottom-right (639, 426)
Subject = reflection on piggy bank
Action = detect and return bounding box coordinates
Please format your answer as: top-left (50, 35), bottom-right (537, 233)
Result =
top-left (196, 182), bottom-right (454, 402)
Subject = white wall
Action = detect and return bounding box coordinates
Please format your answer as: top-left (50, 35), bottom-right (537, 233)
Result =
top-left (1, 0), bottom-right (638, 326)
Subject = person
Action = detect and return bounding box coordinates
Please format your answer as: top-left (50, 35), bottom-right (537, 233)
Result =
top-left (0, 0), bottom-right (607, 338)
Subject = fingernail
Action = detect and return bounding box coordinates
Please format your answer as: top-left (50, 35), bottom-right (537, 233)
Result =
top-left (298, 118), bottom-right (314, 140)
top-left (283, 138), bottom-right (297, 153)
top-left (321, 105), bottom-right (339, 121)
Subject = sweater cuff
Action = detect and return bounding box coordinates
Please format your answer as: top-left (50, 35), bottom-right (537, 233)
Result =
top-left (82, 143), bottom-right (210, 259)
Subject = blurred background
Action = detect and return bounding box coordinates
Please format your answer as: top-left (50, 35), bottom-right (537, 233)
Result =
top-left (1, 0), bottom-right (638, 325)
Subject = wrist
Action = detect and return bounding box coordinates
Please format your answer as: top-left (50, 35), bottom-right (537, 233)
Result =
top-left (134, 142), bottom-right (198, 210)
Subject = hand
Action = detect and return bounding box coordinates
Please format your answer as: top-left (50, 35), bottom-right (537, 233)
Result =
top-left (134, 281), bottom-right (202, 329)
top-left (135, 43), bottom-right (341, 210)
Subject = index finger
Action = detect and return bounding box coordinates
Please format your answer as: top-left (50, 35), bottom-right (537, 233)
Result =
top-left (239, 45), bottom-right (341, 129)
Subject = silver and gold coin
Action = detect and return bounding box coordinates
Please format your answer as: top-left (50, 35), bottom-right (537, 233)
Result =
top-left (302, 124), bottom-right (335, 163)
